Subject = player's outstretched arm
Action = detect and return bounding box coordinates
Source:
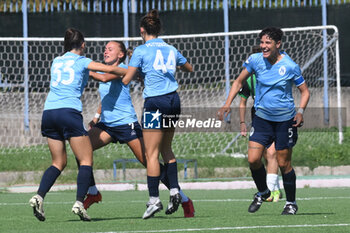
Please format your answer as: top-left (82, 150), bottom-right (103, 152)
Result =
top-left (217, 68), bottom-right (250, 121)
top-left (88, 61), bottom-right (127, 81)
top-left (178, 62), bottom-right (193, 72)
top-left (293, 82), bottom-right (310, 127)
top-left (89, 71), bottom-right (123, 83)
top-left (122, 66), bottom-right (138, 85)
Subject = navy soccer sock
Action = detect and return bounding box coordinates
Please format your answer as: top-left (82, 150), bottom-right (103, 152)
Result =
top-left (90, 171), bottom-right (96, 187)
top-left (37, 165), bottom-right (61, 199)
top-left (76, 165), bottom-right (92, 203)
top-left (76, 158), bottom-right (95, 187)
top-left (147, 176), bottom-right (160, 197)
top-left (159, 163), bottom-right (170, 189)
top-left (250, 164), bottom-right (269, 195)
top-left (166, 162), bottom-right (180, 189)
top-left (282, 168), bottom-right (296, 202)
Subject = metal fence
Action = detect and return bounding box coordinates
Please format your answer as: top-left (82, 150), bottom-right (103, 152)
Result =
top-left (1, 0), bottom-right (349, 13)
top-left (0, 0), bottom-right (344, 143)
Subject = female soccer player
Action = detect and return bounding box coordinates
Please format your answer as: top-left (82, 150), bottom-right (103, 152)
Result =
top-left (218, 27), bottom-right (310, 215)
top-left (84, 40), bottom-right (195, 218)
top-left (29, 28), bottom-right (125, 222)
top-left (122, 9), bottom-right (193, 219)
top-left (239, 45), bottom-right (282, 202)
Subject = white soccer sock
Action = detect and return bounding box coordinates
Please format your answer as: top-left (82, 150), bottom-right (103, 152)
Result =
top-left (179, 190), bottom-right (189, 203)
top-left (88, 185), bottom-right (98, 195)
top-left (286, 201), bottom-right (296, 205)
top-left (266, 174), bottom-right (279, 192)
top-left (149, 196), bottom-right (160, 204)
top-left (275, 176), bottom-right (281, 190)
top-left (170, 188), bottom-right (179, 196)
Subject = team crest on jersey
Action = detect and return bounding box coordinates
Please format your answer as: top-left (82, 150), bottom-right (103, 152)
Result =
top-left (245, 56), bottom-right (252, 64)
top-left (279, 66), bottom-right (286, 76)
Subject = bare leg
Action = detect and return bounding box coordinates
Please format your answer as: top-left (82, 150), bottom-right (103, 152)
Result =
top-left (89, 127), bottom-right (113, 151)
top-left (143, 130), bottom-right (163, 177)
top-left (127, 138), bottom-right (147, 166)
top-left (264, 142), bottom-right (278, 174)
top-left (160, 128), bottom-right (176, 163)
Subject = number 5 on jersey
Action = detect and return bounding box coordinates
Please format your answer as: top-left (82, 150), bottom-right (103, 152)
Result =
top-left (153, 50), bottom-right (176, 74)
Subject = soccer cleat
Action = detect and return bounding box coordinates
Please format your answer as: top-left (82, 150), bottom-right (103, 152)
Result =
top-left (181, 198), bottom-right (195, 218)
top-left (72, 201), bottom-right (91, 221)
top-left (273, 190), bottom-right (282, 202)
top-left (165, 193), bottom-right (182, 215)
top-left (265, 193), bottom-right (273, 202)
top-left (265, 190), bottom-right (282, 202)
top-left (83, 192), bottom-right (102, 209)
top-left (281, 203), bottom-right (298, 215)
top-left (29, 194), bottom-right (45, 221)
top-left (143, 199), bottom-right (163, 219)
top-left (248, 191), bottom-right (270, 213)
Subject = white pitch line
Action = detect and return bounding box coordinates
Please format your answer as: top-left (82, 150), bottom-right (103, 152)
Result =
top-left (95, 223), bottom-right (350, 233)
top-left (1, 196), bottom-right (350, 206)
top-left (192, 196), bottom-right (350, 202)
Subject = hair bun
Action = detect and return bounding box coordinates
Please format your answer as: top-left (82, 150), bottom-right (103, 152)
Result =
top-left (147, 9), bottom-right (159, 19)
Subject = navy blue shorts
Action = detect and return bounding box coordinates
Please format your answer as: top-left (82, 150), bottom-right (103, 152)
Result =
top-left (41, 108), bottom-right (88, 140)
top-left (142, 91), bottom-right (181, 129)
top-left (249, 115), bottom-right (298, 150)
top-left (94, 121), bottom-right (143, 144)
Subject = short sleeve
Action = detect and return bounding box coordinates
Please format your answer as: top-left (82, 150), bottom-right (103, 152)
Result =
top-left (293, 65), bottom-right (305, 87)
top-left (118, 63), bottom-right (128, 69)
top-left (81, 57), bottom-right (92, 69)
top-left (176, 50), bottom-right (187, 66)
top-left (129, 47), bottom-right (143, 68)
top-left (242, 55), bottom-right (255, 74)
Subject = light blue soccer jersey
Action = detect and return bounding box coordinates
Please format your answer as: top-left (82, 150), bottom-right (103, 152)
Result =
top-left (44, 52), bottom-right (92, 111)
top-left (128, 38), bottom-right (187, 98)
top-left (99, 63), bottom-right (138, 127)
top-left (243, 52), bottom-right (305, 122)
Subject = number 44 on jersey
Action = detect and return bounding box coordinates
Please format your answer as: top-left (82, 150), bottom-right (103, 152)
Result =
top-left (153, 50), bottom-right (176, 74)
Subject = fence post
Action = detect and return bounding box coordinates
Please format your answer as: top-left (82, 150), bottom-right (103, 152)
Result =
top-left (123, 0), bottom-right (129, 48)
top-left (223, 0), bottom-right (231, 123)
top-left (22, 0), bottom-right (30, 132)
top-left (322, 0), bottom-right (329, 125)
